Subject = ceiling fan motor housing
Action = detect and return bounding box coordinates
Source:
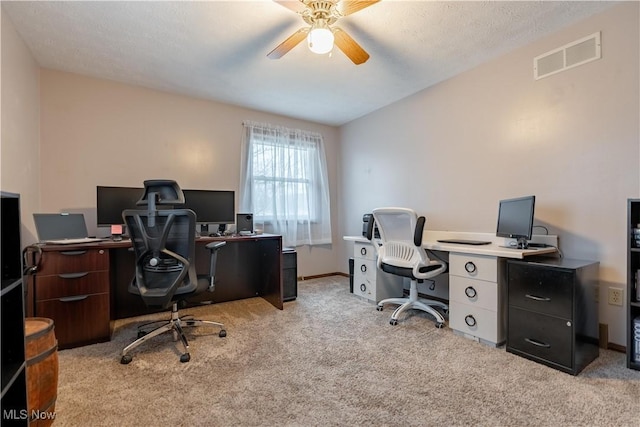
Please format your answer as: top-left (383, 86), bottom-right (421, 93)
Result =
top-left (303, 1), bottom-right (340, 26)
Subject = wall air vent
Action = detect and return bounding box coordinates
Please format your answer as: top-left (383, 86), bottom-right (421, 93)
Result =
top-left (534, 32), bottom-right (601, 80)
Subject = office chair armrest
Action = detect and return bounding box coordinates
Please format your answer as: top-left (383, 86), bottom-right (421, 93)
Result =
top-left (205, 241), bottom-right (226, 291)
top-left (205, 241), bottom-right (226, 251)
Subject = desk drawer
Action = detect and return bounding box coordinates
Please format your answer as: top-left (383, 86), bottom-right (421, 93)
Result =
top-left (449, 276), bottom-right (497, 311)
top-left (449, 301), bottom-right (500, 344)
top-left (507, 262), bottom-right (573, 317)
top-left (35, 271), bottom-right (109, 300)
top-left (507, 306), bottom-right (572, 368)
top-left (39, 248), bottom-right (108, 275)
top-left (449, 254), bottom-right (497, 282)
top-left (354, 243), bottom-right (375, 261)
top-left (36, 293), bottom-right (110, 349)
top-left (354, 258), bottom-right (376, 282)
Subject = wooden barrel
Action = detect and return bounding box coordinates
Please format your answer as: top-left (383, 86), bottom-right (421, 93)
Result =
top-left (25, 317), bottom-right (58, 427)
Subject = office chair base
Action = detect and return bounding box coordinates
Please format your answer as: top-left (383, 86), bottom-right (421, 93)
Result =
top-left (377, 291), bottom-right (448, 328)
top-left (120, 304), bottom-right (226, 364)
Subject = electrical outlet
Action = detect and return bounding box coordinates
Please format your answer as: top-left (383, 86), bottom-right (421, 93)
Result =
top-left (608, 287), bottom-right (624, 306)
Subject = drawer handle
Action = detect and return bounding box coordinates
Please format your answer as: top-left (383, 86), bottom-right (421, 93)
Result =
top-left (464, 261), bottom-right (476, 274)
top-left (360, 264), bottom-right (367, 273)
top-left (58, 272), bottom-right (89, 279)
top-left (464, 315), bottom-right (476, 327)
top-left (360, 247), bottom-right (367, 256)
top-left (525, 294), bottom-right (551, 302)
top-left (464, 286), bottom-right (477, 298)
top-left (524, 338), bottom-right (551, 348)
top-left (59, 295), bottom-right (89, 303)
top-left (60, 250), bottom-right (88, 256)
top-left (360, 283), bottom-right (367, 292)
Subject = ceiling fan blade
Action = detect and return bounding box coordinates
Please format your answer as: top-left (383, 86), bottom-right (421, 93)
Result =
top-left (273, 1), bottom-right (307, 14)
top-left (336, 0), bottom-right (380, 16)
top-left (267, 28), bottom-right (309, 59)
top-left (333, 27), bottom-right (369, 65)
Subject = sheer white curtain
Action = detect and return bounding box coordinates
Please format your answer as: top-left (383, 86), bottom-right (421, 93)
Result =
top-left (239, 121), bottom-right (332, 247)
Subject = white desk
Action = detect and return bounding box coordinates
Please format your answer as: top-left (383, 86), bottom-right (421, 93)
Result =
top-left (344, 231), bottom-right (558, 347)
top-left (420, 230), bottom-right (558, 259)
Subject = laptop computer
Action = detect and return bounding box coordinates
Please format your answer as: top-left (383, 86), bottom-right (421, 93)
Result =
top-left (33, 213), bottom-right (105, 245)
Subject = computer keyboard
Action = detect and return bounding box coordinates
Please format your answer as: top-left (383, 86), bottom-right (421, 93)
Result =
top-left (436, 239), bottom-right (492, 246)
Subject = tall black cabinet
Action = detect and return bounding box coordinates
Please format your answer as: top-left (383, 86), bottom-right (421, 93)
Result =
top-left (626, 199), bottom-right (640, 371)
top-left (1, 191), bottom-right (28, 425)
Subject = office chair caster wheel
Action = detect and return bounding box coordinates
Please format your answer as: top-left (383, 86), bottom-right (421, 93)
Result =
top-left (376, 305), bottom-right (383, 311)
top-left (219, 329), bottom-right (227, 338)
top-left (120, 355), bottom-right (132, 364)
top-left (180, 353), bottom-right (191, 363)
top-left (389, 319), bottom-right (398, 326)
top-left (435, 322), bottom-right (444, 329)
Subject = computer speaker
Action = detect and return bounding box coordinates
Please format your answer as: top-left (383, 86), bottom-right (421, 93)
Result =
top-left (236, 213), bottom-right (253, 235)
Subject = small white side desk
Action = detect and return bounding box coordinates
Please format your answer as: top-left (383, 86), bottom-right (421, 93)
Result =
top-left (344, 231), bottom-right (558, 347)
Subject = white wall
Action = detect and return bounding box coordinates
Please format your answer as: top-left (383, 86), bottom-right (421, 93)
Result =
top-left (338, 3), bottom-right (639, 346)
top-left (37, 70), bottom-right (341, 277)
top-left (1, 7), bottom-right (41, 245)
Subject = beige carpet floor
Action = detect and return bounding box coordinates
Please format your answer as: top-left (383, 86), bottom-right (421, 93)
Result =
top-left (54, 275), bottom-right (640, 426)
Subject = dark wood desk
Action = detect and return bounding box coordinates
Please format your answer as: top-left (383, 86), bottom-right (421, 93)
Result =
top-left (25, 234), bottom-right (283, 349)
top-left (110, 234), bottom-right (283, 318)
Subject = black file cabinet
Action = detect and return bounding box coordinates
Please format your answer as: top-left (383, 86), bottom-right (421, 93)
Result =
top-left (506, 257), bottom-right (599, 375)
top-left (283, 248), bottom-right (297, 301)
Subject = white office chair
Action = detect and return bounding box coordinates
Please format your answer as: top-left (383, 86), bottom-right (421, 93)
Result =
top-left (367, 207), bottom-right (448, 327)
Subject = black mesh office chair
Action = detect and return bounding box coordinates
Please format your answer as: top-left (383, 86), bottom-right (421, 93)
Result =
top-left (120, 180), bottom-right (227, 364)
top-left (367, 207), bottom-right (448, 327)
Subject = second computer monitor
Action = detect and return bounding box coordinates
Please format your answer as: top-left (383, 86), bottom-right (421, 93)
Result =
top-left (496, 195), bottom-right (535, 249)
top-left (96, 186), bottom-right (144, 226)
top-left (182, 189), bottom-right (235, 228)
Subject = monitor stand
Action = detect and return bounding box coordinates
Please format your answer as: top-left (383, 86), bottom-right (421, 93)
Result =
top-left (499, 237), bottom-right (530, 250)
top-left (515, 237), bottom-right (529, 249)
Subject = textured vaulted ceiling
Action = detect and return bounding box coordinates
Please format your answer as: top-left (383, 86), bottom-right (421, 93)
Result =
top-left (2, 1), bottom-right (617, 126)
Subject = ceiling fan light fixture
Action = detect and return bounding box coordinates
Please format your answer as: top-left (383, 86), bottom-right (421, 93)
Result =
top-left (307, 26), bottom-right (334, 55)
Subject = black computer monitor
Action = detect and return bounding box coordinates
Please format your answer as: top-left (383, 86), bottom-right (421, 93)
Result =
top-left (182, 189), bottom-right (235, 232)
top-left (496, 195), bottom-right (536, 249)
top-left (96, 186), bottom-right (144, 226)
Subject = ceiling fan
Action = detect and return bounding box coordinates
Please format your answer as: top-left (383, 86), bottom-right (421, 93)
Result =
top-left (267, 0), bottom-right (380, 65)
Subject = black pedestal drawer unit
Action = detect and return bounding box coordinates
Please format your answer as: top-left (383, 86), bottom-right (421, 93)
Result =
top-left (506, 257), bottom-right (599, 375)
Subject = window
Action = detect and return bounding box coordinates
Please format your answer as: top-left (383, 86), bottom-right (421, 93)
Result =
top-left (240, 121), bottom-right (332, 247)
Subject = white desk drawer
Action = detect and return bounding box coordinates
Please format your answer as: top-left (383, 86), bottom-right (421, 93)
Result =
top-left (354, 242), bottom-right (376, 261)
top-left (353, 258), bottom-right (376, 282)
top-left (449, 276), bottom-right (498, 312)
top-left (353, 274), bottom-right (375, 299)
top-left (352, 260), bottom-right (402, 302)
top-left (449, 302), bottom-right (500, 344)
top-left (449, 253), bottom-right (497, 282)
